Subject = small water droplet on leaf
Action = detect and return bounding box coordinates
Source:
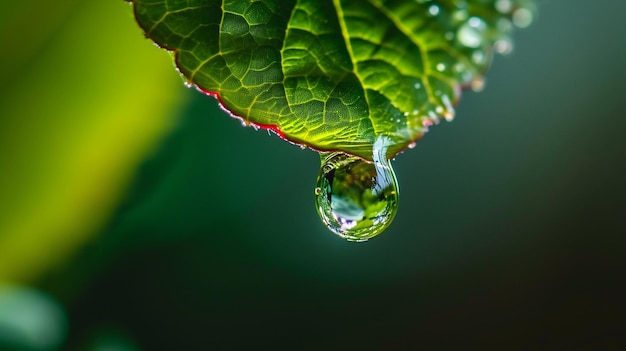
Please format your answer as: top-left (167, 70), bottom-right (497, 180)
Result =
top-left (513, 8), bottom-right (534, 28)
top-left (314, 150), bottom-right (399, 242)
top-left (471, 75), bottom-right (486, 92)
top-left (428, 5), bottom-right (440, 16)
top-left (495, 0), bottom-right (513, 13)
top-left (494, 38), bottom-right (513, 54)
top-left (457, 23), bottom-right (482, 48)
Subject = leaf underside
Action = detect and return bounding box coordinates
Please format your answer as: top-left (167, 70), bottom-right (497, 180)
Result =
top-left (130, 0), bottom-right (533, 160)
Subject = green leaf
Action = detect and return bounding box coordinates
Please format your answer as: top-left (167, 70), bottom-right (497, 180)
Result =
top-left (130, 0), bottom-right (534, 160)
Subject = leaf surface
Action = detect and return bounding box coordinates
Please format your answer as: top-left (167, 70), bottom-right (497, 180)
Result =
top-left (131, 0), bottom-right (534, 160)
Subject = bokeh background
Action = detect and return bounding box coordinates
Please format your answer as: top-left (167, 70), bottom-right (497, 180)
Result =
top-left (1, 0), bottom-right (624, 349)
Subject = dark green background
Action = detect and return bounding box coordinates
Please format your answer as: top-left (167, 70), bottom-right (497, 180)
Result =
top-left (38, 1), bottom-right (626, 349)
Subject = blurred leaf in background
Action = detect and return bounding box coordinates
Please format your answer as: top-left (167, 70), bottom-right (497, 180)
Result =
top-left (0, 1), bottom-right (185, 348)
top-left (0, 0), bottom-right (185, 283)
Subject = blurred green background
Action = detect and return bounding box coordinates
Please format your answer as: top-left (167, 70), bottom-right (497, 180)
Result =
top-left (1, 0), bottom-right (625, 349)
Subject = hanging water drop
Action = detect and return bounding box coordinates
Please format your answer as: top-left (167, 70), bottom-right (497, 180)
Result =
top-left (314, 150), bottom-right (399, 242)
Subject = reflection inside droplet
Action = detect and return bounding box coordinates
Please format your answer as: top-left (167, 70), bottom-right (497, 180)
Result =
top-left (314, 148), bottom-right (399, 242)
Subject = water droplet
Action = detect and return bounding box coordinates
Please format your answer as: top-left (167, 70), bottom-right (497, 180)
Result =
top-left (428, 5), bottom-right (440, 16)
top-left (468, 16), bottom-right (486, 30)
top-left (436, 63), bottom-right (446, 72)
top-left (452, 9), bottom-right (468, 22)
top-left (472, 50), bottom-right (486, 64)
top-left (457, 23), bottom-right (482, 48)
top-left (408, 142), bottom-right (416, 149)
top-left (183, 81), bottom-right (193, 88)
top-left (314, 149), bottom-right (399, 242)
top-left (441, 95), bottom-right (455, 121)
top-left (495, 0), bottom-right (513, 13)
top-left (471, 75), bottom-right (486, 92)
top-left (314, 187), bottom-right (321, 195)
top-left (494, 38), bottom-right (513, 54)
top-left (513, 8), bottom-right (534, 28)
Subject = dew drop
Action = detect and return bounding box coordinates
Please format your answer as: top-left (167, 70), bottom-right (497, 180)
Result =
top-left (428, 5), bottom-right (440, 16)
top-left (472, 50), bottom-right (486, 64)
top-left (468, 16), bottom-right (486, 30)
top-left (441, 95), bottom-right (455, 121)
top-left (452, 9), bottom-right (468, 22)
top-left (513, 8), bottom-right (534, 28)
top-left (471, 75), bottom-right (486, 92)
top-left (408, 142), bottom-right (416, 149)
top-left (494, 38), bottom-right (513, 54)
top-left (495, 0), bottom-right (513, 13)
top-left (457, 23), bottom-right (482, 48)
top-left (314, 150), bottom-right (399, 242)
